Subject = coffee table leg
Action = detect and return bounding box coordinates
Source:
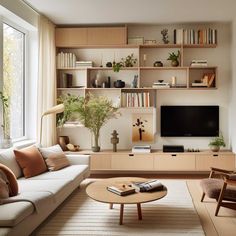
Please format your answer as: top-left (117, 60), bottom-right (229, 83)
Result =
top-left (119, 204), bottom-right (124, 225)
top-left (137, 203), bottom-right (142, 220)
top-left (109, 203), bottom-right (113, 209)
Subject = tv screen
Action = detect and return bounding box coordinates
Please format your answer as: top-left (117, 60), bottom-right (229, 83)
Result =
top-left (161, 106), bottom-right (219, 137)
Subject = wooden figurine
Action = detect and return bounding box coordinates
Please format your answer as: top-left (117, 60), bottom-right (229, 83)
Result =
top-left (111, 130), bottom-right (119, 152)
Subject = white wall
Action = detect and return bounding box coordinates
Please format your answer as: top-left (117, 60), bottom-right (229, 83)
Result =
top-left (229, 19), bottom-right (236, 153)
top-left (59, 23), bottom-right (232, 151)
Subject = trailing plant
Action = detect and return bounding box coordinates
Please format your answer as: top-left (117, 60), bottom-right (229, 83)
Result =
top-left (0, 91), bottom-right (10, 138)
top-left (57, 93), bottom-right (120, 151)
top-left (167, 50), bottom-right (180, 62)
top-left (208, 133), bottom-right (226, 148)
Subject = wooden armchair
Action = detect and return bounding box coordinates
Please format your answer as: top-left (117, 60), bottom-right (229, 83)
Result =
top-left (200, 167), bottom-right (236, 216)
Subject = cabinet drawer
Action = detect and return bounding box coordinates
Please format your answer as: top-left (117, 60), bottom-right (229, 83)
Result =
top-left (90, 154), bottom-right (111, 170)
top-left (196, 154), bottom-right (235, 171)
top-left (154, 154), bottom-right (196, 171)
top-left (87, 27), bottom-right (126, 45)
top-left (111, 154), bottom-right (153, 170)
top-left (55, 28), bottom-right (87, 47)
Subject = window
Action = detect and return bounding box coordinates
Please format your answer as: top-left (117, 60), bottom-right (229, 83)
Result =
top-left (3, 23), bottom-right (25, 140)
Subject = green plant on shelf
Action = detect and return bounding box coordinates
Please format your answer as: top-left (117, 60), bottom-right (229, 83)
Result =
top-left (167, 50), bottom-right (180, 67)
top-left (113, 53), bottom-right (137, 72)
top-left (208, 133), bottom-right (226, 152)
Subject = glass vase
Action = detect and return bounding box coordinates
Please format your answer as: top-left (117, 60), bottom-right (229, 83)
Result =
top-left (91, 132), bottom-right (100, 152)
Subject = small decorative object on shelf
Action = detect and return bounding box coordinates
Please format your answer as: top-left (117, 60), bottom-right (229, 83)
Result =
top-left (94, 72), bottom-right (104, 88)
top-left (58, 135), bottom-right (70, 151)
top-left (161, 28), bottom-right (169, 44)
top-left (114, 80), bottom-right (125, 88)
top-left (171, 76), bottom-right (176, 86)
top-left (66, 143), bottom-right (80, 151)
top-left (144, 39), bottom-right (157, 45)
top-left (153, 61), bottom-right (163, 67)
top-left (131, 75), bottom-right (138, 88)
top-left (143, 54), bottom-right (147, 66)
top-left (208, 133), bottom-right (226, 152)
top-left (112, 54), bottom-right (137, 72)
top-left (106, 62), bottom-right (112, 67)
top-left (111, 130), bottom-right (119, 152)
top-left (167, 50), bottom-right (180, 67)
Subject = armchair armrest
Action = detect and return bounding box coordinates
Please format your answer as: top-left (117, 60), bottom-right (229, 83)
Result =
top-left (66, 154), bottom-right (90, 166)
top-left (210, 167), bottom-right (233, 174)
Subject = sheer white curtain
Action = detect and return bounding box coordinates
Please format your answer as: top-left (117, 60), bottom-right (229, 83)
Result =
top-left (37, 15), bottom-right (57, 147)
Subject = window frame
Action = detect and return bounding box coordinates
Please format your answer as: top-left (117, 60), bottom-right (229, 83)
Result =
top-left (1, 17), bottom-right (28, 142)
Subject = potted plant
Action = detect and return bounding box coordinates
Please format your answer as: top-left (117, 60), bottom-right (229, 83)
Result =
top-left (208, 133), bottom-right (226, 152)
top-left (167, 50), bottom-right (180, 67)
top-left (57, 93), bottom-right (120, 152)
top-left (0, 91), bottom-right (12, 148)
top-left (113, 53), bottom-right (137, 72)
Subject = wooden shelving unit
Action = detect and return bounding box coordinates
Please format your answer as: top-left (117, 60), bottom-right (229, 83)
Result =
top-left (56, 26), bottom-right (218, 111)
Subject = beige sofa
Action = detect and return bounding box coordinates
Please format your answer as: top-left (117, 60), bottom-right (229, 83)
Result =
top-left (0, 149), bottom-right (90, 236)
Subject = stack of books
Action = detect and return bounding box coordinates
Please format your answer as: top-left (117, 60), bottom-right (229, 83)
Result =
top-left (75, 61), bottom-right (93, 68)
top-left (191, 73), bottom-right (215, 88)
top-left (132, 145), bottom-right (151, 153)
top-left (152, 82), bottom-right (170, 89)
top-left (57, 52), bottom-right (76, 68)
top-left (190, 60), bottom-right (208, 67)
top-left (107, 184), bottom-right (136, 196)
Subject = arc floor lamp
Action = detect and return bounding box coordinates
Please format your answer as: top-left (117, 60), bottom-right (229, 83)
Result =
top-left (39, 104), bottom-right (64, 145)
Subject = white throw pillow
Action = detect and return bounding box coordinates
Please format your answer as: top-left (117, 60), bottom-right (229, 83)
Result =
top-left (0, 148), bottom-right (22, 178)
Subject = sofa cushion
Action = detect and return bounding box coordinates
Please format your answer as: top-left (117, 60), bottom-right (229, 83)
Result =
top-left (39, 144), bottom-right (70, 171)
top-left (0, 148), bottom-right (22, 178)
top-left (0, 201), bottom-right (34, 227)
top-left (27, 165), bottom-right (89, 181)
top-left (0, 164), bottom-right (18, 196)
top-left (14, 146), bottom-right (47, 178)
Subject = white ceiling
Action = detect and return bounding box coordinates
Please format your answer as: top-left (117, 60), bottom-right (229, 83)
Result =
top-left (24, 0), bottom-right (236, 25)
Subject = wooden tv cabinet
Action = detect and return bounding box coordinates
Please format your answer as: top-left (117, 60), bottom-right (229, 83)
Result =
top-left (66, 150), bottom-right (235, 173)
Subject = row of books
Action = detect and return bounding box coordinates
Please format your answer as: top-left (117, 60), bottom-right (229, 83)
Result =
top-left (174, 28), bottom-right (217, 45)
top-left (107, 179), bottom-right (164, 196)
top-left (121, 92), bottom-right (150, 107)
top-left (57, 52), bottom-right (77, 68)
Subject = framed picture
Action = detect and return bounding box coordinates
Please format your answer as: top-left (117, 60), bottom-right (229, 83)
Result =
top-left (132, 113), bottom-right (154, 142)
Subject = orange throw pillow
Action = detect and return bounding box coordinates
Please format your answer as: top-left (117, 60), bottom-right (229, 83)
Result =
top-left (0, 164), bottom-right (18, 196)
top-left (14, 146), bottom-right (47, 178)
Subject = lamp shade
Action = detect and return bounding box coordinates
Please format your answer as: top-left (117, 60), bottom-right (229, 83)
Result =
top-left (40, 104), bottom-right (64, 146)
top-left (42, 104), bottom-right (64, 116)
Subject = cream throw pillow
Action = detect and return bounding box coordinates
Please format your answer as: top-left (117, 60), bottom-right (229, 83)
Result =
top-left (39, 145), bottom-right (70, 171)
top-left (45, 153), bottom-right (70, 171)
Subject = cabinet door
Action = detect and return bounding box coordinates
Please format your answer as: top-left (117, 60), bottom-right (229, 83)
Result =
top-left (87, 27), bottom-right (126, 45)
top-left (111, 154), bottom-right (153, 170)
top-left (196, 154), bottom-right (235, 171)
top-left (55, 28), bottom-right (87, 47)
top-left (154, 154), bottom-right (196, 171)
top-left (90, 154), bottom-right (111, 170)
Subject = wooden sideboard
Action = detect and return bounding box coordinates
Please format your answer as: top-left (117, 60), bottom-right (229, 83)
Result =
top-left (66, 150), bottom-right (235, 173)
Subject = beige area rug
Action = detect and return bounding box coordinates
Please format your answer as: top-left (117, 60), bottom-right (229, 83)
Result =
top-left (187, 180), bottom-right (236, 236)
top-left (36, 180), bottom-right (205, 235)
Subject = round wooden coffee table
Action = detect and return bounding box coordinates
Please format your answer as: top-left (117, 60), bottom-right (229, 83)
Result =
top-left (86, 177), bottom-right (167, 225)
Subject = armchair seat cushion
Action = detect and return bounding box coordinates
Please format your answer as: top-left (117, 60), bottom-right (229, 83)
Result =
top-left (200, 178), bottom-right (236, 201)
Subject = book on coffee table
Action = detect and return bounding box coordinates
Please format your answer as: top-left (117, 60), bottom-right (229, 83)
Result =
top-left (107, 184), bottom-right (136, 196)
top-left (132, 179), bottom-right (164, 192)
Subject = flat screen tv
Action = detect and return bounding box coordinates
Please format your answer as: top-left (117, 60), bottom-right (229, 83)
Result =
top-left (161, 106), bottom-right (219, 137)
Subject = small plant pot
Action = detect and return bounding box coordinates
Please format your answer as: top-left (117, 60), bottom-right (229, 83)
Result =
top-left (210, 146), bottom-right (220, 152)
top-left (171, 60), bottom-right (179, 67)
